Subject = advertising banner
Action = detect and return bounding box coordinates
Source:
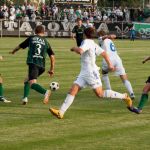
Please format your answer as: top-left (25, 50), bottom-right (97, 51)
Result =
top-left (0, 20), bottom-right (149, 39)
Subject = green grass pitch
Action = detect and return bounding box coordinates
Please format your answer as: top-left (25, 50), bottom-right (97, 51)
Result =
top-left (0, 38), bottom-right (150, 150)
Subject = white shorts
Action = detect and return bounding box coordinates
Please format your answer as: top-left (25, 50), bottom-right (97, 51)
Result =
top-left (102, 57), bottom-right (126, 76)
top-left (74, 70), bottom-right (102, 89)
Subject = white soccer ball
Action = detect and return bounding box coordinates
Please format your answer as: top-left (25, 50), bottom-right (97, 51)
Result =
top-left (50, 82), bottom-right (59, 91)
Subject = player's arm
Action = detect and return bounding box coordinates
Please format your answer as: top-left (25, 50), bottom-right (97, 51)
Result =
top-left (9, 37), bottom-right (30, 54)
top-left (70, 47), bottom-right (83, 55)
top-left (101, 51), bottom-right (115, 71)
top-left (71, 27), bottom-right (76, 40)
top-left (47, 44), bottom-right (55, 77)
top-left (142, 56), bottom-right (150, 64)
top-left (10, 45), bottom-right (21, 54)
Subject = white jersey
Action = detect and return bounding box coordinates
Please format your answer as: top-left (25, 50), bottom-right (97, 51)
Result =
top-left (98, 37), bottom-right (118, 58)
top-left (79, 39), bottom-right (104, 73)
top-left (98, 37), bottom-right (126, 76)
top-left (74, 39), bottom-right (104, 89)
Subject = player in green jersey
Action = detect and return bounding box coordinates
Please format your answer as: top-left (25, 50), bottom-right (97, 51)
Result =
top-left (72, 18), bottom-right (86, 46)
top-left (10, 25), bottom-right (55, 105)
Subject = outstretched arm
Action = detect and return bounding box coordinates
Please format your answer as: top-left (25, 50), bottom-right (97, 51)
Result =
top-left (70, 47), bottom-right (83, 55)
top-left (142, 56), bottom-right (150, 64)
top-left (9, 45), bottom-right (21, 54)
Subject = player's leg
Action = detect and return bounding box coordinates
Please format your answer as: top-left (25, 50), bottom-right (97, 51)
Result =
top-left (136, 77), bottom-right (150, 113)
top-left (89, 70), bottom-right (132, 107)
top-left (0, 76), bottom-right (11, 103)
top-left (50, 83), bottom-right (81, 119)
top-left (115, 58), bottom-right (135, 99)
top-left (22, 77), bottom-right (30, 105)
top-left (94, 88), bottom-right (132, 108)
top-left (120, 74), bottom-right (135, 99)
top-left (28, 64), bottom-right (50, 104)
top-left (0, 76), bottom-right (4, 99)
top-left (49, 75), bottom-right (84, 119)
top-left (102, 70), bottom-right (111, 90)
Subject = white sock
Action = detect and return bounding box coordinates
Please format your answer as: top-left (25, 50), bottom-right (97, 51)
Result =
top-left (102, 74), bottom-right (111, 90)
top-left (103, 90), bottom-right (126, 100)
top-left (123, 80), bottom-right (134, 95)
top-left (59, 94), bottom-right (75, 115)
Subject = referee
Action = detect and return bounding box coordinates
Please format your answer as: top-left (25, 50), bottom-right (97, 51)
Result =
top-left (72, 18), bottom-right (86, 46)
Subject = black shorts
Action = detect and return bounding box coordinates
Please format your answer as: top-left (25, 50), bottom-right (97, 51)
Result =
top-left (76, 39), bottom-right (83, 47)
top-left (28, 64), bottom-right (45, 80)
top-left (146, 76), bottom-right (150, 83)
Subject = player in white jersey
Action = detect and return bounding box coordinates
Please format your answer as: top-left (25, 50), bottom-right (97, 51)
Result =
top-left (49, 27), bottom-right (132, 119)
top-left (97, 30), bottom-right (135, 100)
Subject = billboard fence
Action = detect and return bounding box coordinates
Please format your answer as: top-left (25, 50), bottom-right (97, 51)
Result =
top-left (0, 20), bottom-right (150, 39)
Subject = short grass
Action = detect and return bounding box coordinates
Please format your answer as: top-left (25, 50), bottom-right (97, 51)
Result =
top-left (0, 38), bottom-right (150, 150)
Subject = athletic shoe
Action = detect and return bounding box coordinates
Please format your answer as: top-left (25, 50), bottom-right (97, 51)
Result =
top-left (123, 93), bottom-right (132, 107)
top-left (127, 107), bottom-right (142, 114)
top-left (0, 97), bottom-right (11, 103)
top-left (22, 97), bottom-right (28, 105)
top-left (43, 90), bottom-right (51, 104)
top-left (49, 108), bottom-right (63, 119)
top-left (130, 93), bottom-right (135, 100)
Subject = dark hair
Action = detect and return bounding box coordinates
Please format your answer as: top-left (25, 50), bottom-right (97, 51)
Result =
top-left (35, 25), bottom-right (45, 34)
top-left (76, 18), bottom-right (82, 22)
top-left (84, 27), bottom-right (95, 39)
top-left (97, 30), bottom-right (106, 36)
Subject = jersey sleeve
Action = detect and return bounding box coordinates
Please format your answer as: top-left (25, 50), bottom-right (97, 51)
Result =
top-left (79, 40), bottom-right (89, 52)
top-left (19, 37), bottom-right (30, 49)
top-left (47, 42), bottom-right (55, 56)
top-left (72, 26), bottom-right (76, 33)
top-left (95, 43), bottom-right (104, 56)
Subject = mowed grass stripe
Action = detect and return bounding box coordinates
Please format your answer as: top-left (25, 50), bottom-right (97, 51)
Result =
top-left (0, 38), bottom-right (150, 150)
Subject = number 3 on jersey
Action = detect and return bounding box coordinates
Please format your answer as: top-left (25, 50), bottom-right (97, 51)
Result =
top-left (35, 44), bottom-right (41, 55)
top-left (110, 43), bottom-right (116, 52)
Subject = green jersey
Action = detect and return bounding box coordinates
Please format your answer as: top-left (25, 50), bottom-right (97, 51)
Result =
top-left (19, 35), bottom-right (54, 68)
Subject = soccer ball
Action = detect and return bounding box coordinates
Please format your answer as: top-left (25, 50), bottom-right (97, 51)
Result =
top-left (50, 82), bottom-right (59, 91)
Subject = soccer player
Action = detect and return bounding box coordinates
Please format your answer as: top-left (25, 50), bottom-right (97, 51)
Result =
top-left (72, 18), bottom-right (86, 46)
top-left (9, 25), bottom-right (55, 105)
top-left (97, 30), bottom-right (135, 100)
top-left (49, 27), bottom-right (132, 119)
top-left (0, 55), bottom-right (11, 103)
top-left (128, 56), bottom-right (150, 114)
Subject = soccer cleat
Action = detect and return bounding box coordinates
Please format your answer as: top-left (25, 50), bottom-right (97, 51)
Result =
top-left (22, 97), bottom-right (28, 105)
top-left (49, 108), bottom-right (63, 119)
top-left (127, 107), bottom-right (142, 114)
top-left (43, 90), bottom-right (51, 104)
top-left (123, 93), bottom-right (132, 107)
top-left (0, 97), bottom-right (11, 103)
top-left (130, 93), bottom-right (135, 100)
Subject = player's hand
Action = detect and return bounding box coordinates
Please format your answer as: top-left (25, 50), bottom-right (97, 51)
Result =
top-left (108, 65), bottom-right (116, 72)
top-left (0, 55), bottom-right (3, 61)
top-left (70, 47), bottom-right (75, 51)
top-left (142, 60), bottom-right (146, 64)
top-left (48, 70), bottom-right (54, 77)
top-left (9, 51), bottom-right (15, 54)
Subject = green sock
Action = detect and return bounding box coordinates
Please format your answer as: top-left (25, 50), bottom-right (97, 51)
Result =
top-left (31, 83), bottom-right (46, 95)
top-left (0, 83), bottom-right (4, 97)
top-left (23, 82), bottom-right (30, 98)
top-left (138, 94), bottom-right (148, 110)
